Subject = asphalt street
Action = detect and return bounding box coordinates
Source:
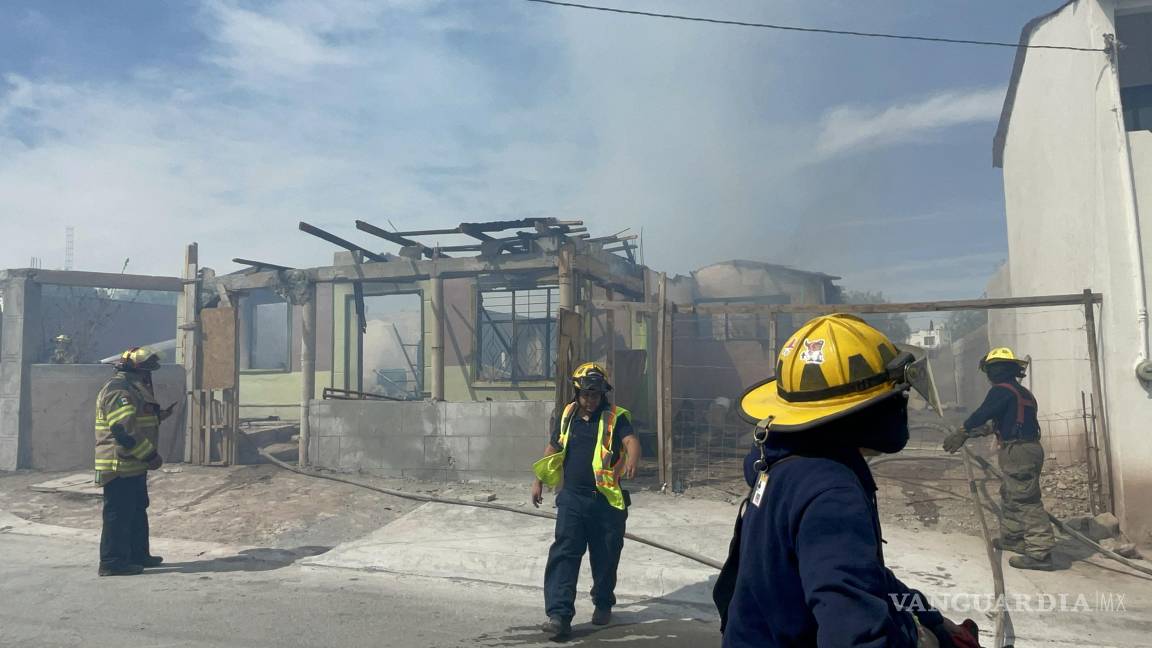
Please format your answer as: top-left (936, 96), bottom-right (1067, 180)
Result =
top-left (1, 532), bottom-right (721, 648)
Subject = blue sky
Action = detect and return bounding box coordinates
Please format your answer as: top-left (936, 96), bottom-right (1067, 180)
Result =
top-left (0, 0), bottom-right (1068, 300)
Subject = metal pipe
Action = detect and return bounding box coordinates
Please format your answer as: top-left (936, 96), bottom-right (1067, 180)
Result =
top-left (430, 268), bottom-right (445, 401)
top-left (1109, 57), bottom-right (1152, 376)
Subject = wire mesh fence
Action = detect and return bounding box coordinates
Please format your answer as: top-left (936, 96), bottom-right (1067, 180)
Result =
top-left (651, 301), bottom-right (1107, 516)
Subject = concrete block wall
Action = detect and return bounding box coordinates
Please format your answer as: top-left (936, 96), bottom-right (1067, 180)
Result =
top-left (308, 399), bottom-right (553, 482)
top-left (27, 364), bottom-right (186, 471)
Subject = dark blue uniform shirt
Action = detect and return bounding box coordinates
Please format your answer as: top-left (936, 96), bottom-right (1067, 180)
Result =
top-left (963, 380), bottom-right (1040, 442)
top-left (549, 401), bottom-right (633, 492)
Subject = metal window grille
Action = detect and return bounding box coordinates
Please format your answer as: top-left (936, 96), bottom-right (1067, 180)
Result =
top-left (478, 287), bottom-right (559, 381)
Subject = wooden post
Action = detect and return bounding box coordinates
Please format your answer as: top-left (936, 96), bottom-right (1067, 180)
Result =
top-left (1083, 288), bottom-right (1115, 512)
top-left (605, 288), bottom-right (616, 378)
top-left (299, 282), bottom-right (317, 466)
top-left (654, 272), bottom-right (671, 488)
top-left (181, 244), bottom-right (200, 464)
top-left (558, 245), bottom-right (575, 311)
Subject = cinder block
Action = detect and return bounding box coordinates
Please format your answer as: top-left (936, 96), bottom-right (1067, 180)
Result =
top-left (339, 435), bottom-right (383, 471)
top-left (424, 435), bottom-right (469, 469)
top-left (317, 436), bottom-right (341, 469)
top-left (381, 434), bottom-right (425, 472)
top-left (467, 436), bottom-right (541, 472)
top-left (359, 403), bottom-right (403, 438)
top-left (442, 401), bottom-right (491, 437)
top-left (402, 400), bottom-right (442, 436)
top-left (490, 400), bottom-right (550, 437)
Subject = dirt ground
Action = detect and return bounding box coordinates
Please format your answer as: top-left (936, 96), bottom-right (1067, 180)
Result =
top-left (0, 411), bottom-right (1097, 552)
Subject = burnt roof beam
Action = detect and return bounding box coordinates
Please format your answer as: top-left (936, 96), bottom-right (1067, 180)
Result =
top-left (299, 222), bottom-right (388, 262)
top-left (356, 220), bottom-right (449, 259)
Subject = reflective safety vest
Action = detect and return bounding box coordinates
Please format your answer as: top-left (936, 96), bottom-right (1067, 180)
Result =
top-left (532, 402), bottom-right (631, 510)
top-left (94, 374), bottom-right (160, 485)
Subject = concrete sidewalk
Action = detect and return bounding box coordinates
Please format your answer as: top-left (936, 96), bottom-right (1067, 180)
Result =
top-left (304, 493), bottom-right (1152, 647)
top-left (303, 494), bottom-right (728, 606)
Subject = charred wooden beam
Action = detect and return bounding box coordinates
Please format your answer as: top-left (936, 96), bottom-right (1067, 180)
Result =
top-left (299, 222), bottom-right (388, 262)
top-left (356, 220), bottom-right (448, 259)
top-left (232, 258), bottom-right (293, 271)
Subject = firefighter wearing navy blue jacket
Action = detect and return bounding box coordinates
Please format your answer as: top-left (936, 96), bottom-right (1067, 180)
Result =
top-left (718, 314), bottom-right (981, 648)
top-left (943, 347), bottom-right (1059, 572)
top-left (531, 363), bottom-right (640, 641)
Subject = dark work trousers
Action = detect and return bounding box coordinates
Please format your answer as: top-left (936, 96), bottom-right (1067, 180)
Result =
top-left (544, 488), bottom-right (628, 620)
top-left (99, 474), bottom-right (151, 568)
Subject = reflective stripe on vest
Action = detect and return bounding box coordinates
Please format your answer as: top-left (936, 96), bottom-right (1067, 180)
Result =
top-left (531, 402), bottom-right (631, 510)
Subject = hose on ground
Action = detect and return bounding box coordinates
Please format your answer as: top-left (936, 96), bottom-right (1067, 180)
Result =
top-left (962, 451), bottom-right (1152, 579)
top-left (961, 449), bottom-right (1012, 648)
top-left (257, 448), bottom-right (725, 570)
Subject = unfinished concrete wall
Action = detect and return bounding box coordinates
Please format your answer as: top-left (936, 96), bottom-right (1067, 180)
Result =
top-left (308, 399), bottom-right (552, 482)
top-left (27, 364), bottom-right (185, 471)
top-left (38, 291), bottom-right (176, 364)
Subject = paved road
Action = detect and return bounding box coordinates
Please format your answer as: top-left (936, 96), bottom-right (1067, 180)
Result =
top-left (1, 532), bottom-right (721, 647)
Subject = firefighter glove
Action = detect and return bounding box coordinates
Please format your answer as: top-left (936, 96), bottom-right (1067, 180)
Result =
top-left (942, 428), bottom-right (969, 454)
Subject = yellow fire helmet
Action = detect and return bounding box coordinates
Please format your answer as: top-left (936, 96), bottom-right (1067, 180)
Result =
top-left (571, 361), bottom-right (612, 392)
top-left (738, 314), bottom-right (938, 432)
top-left (115, 346), bottom-right (161, 372)
top-left (979, 347), bottom-right (1028, 372)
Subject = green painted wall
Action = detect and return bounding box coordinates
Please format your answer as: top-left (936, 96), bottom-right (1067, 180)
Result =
top-left (240, 370), bottom-right (332, 420)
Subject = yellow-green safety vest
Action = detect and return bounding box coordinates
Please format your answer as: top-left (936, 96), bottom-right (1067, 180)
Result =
top-left (533, 402), bottom-right (631, 510)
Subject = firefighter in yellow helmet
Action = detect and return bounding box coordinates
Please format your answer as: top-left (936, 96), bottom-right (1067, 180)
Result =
top-left (717, 314), bottom-right (981, 648)
top-left (942, 347), bottom-right (1060, 571)
top-left (531, 362), bottom-right (640, 640)
top-left (94, 346), bottom-right (174, 576)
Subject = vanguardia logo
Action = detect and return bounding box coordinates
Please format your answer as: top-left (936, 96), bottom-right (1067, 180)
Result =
top-left (890, 592), bottom-right (1127, 613)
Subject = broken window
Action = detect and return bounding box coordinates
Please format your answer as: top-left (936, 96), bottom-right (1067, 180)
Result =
top-left (477, 287), bottom-right (558, 381)
top-left (1118, 13), bottom-right (1152, 131)
top-left (248, 290), bottom-right (290, 371)
top-left (360, 293), bottom-right (424, 399)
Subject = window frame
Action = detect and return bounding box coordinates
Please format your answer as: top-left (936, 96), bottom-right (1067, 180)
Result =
top-left (475, 285), bottom-right (559, 383)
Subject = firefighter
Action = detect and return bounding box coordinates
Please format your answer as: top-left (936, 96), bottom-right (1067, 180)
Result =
top-left (718, 314), bottom-right (981, 647)
top-left (51, 334), bottom-right (77, 364)
top-left (943, 347), bottom-right (1060, 571)
top-left (531, 362), bottom-right (641, 640)
top-left (95, 346), bottom-right (174, 576)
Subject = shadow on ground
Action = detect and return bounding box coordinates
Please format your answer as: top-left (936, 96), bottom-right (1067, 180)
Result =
top-left (469, 578), bottom-right (721, 647)
top-left (146, 546), bottom-right (331, 574)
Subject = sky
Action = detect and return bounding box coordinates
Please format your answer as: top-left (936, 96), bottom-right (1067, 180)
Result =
top-left (0, 0), bottom-right (1071, 302)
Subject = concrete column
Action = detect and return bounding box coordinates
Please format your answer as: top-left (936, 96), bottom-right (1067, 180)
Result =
top-left (430, 268), bottom-right (445, 401)
top-left (299, 283), bottom-right (317, 466)
top-left (0, 272), bottom-right (42, 470)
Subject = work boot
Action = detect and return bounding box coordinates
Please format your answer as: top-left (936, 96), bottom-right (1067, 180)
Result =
top-left (98, 564), bottom-right (144, 577)
top-left (992, 538), bottom-right (1025, 554)
top-left (1009, 554), bottom-right (1061, 571)
top-left (592, 607), bottom-right (612, 626)
top-left (541, 615), bottom-right (571, 640)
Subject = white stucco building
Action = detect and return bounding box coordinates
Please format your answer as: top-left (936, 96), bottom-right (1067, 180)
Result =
top-left (995, 0), bottom-right (1152, 543)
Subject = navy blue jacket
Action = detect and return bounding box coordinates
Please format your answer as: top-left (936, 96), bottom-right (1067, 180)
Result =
top-left (723, 411), bottom-right (943, 647)
top-left (963, 379), bottom-right (1040, 442)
